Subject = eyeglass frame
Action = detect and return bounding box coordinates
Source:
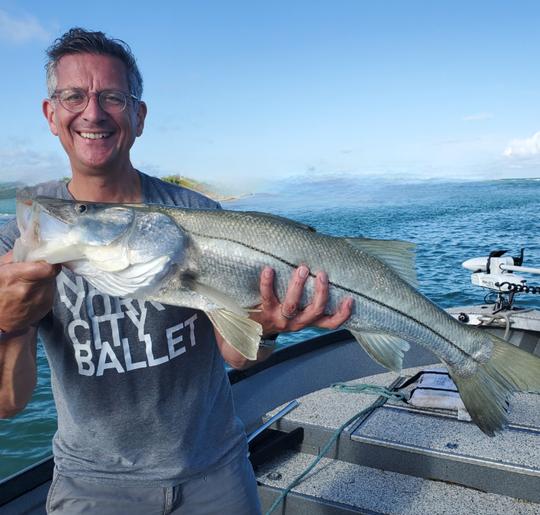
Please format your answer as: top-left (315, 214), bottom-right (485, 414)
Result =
top-left (50, 88), bottom-right (141, 114)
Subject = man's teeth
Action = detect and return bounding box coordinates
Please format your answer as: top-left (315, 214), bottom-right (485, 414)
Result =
top-left (79, 132), bottom-right (112, 140)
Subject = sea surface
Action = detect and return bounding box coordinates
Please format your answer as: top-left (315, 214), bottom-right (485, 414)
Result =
top-left (1, 177), bottom-right (539, 480)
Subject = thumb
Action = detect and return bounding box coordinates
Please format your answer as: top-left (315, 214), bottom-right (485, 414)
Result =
top-left (0, 250), bottom-right (13, 265)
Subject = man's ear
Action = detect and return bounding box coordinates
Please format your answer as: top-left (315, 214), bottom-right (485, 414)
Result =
top-left (43, 99), bottom-right (59, 136)
top-left (135, 101), bottom-right (147, 137)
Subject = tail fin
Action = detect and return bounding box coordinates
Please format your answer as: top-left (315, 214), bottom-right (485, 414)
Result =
top-left (451, 334), bottom-right (540, 436)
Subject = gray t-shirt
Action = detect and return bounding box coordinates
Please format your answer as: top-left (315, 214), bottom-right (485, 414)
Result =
top-left (0, 173), bottom-right (247, 486)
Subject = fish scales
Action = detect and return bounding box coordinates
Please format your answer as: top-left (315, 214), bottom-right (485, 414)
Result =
top-left (165, 207), bottom-right (489, 366)
top-left (14, 197), bottom-right (540, 436)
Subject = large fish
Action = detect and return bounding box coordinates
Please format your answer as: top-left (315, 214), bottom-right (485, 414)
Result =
top-left (13, 195), bottom-right (540, 436)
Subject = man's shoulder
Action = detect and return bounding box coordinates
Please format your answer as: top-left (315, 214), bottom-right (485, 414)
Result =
top-left (140, 173), bottom-right (221, 210)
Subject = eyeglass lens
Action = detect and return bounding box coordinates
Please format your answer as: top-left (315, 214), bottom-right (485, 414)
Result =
top-left (56, 89), bottom-right (129, 113)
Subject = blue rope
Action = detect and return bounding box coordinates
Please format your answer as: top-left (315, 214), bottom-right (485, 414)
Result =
top-left (330, 382), bottom-right (407, 401)
top-left (264, 383), bottom-right (404, 515)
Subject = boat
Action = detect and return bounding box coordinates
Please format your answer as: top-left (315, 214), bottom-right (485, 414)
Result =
top-left (1, 250), bottom-right (540, 514)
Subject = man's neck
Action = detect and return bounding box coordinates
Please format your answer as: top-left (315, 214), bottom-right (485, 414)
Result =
top-left (67, 166), bottom-right (142, 203)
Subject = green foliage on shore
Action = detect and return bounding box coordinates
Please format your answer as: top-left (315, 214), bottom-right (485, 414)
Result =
top-left (160, 174), bottom-right (235, 201)
top-left (161, 175), bottom-right (206, 191)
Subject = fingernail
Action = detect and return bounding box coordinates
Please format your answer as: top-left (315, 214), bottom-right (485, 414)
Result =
top-left (318, 271), bottom-right (328, 284)
top-left (263, 267), bottom-right (273, 278)
top-left (298, 266), bottom-right (308, 278)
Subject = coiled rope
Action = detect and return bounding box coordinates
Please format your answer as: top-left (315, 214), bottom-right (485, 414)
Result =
top-left (477, 308), bottom-right (533, 340)
top-left (264, 383), bottom-right (406, 515)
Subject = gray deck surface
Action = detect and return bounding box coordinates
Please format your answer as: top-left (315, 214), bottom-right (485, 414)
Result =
top-left (259, 364), bottom-right (540, 514)
top-left (257, 451), bottom-right (540, 515)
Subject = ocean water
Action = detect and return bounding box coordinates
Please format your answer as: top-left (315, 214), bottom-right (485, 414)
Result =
top-left (1, 177), bottom-right (539, 480)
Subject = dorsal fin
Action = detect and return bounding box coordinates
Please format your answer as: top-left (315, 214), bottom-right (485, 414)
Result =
top-left (243, 211), bottom-right (317, 232)
top-left (346, 237), bottom-right (418, 287)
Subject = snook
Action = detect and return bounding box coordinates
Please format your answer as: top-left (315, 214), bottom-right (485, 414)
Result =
top-left (14, 196), bottom-right (540, 436)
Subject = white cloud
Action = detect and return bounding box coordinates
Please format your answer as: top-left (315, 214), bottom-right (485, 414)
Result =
top-left (0, 144), bottom-right (68, 184)
top-left (503, 131), bottom-right (540, 158)
top-left (0, 9), bottom-right (50, 44)
top-left (462, 112), bottom-right (493, 122)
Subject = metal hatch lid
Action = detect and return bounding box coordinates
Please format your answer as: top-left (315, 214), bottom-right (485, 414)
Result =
top-left (351, 378), bottom-right (540, 502)
top-left (257, 451), bottom-right (540, 515)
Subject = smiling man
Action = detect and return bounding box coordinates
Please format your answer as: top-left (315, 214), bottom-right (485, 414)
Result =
top-left (0, 28), bottom-right (351, 514)
top-left (43, 39), bottom-right (147, 202)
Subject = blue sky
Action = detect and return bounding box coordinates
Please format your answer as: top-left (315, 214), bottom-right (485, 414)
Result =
top-left (1, 1), bottom-right (540, 191)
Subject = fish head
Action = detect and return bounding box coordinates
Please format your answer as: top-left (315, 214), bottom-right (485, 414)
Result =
top-left (14, 195), bottom-right (189, 298)
top-left (15, 196), bottom-right (136, 264)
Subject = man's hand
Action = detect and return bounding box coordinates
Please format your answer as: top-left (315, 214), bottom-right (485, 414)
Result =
top-left (250, 265), bottom-right (353, 336)
top-left (0, 251), bottom-right (60, 332)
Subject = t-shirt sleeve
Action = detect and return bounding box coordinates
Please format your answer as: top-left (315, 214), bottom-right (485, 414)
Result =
top-left (0, 219), bottom-right (19, 255)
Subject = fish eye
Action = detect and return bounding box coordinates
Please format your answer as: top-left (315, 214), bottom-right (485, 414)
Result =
top-left (76, 204), bottom-right (87, 214)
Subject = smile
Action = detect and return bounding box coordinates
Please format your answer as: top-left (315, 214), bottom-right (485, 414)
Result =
top-left (77, 132), bottom-right (113, 140)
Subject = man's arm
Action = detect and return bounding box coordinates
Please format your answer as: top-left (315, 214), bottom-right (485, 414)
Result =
top-left (214, 330), bottom-right (275, 370)
top-left (0, 252), bottom-right (60, 418)
top-left (0, 328), bottom-right (38, 418)
top-left (216, 265), bottom-right (353, 370)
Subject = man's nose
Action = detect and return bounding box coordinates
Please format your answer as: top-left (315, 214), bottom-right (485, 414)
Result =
top-left (81, 93), bottom-right (107, 122)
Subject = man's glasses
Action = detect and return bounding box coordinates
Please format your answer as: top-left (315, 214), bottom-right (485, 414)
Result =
top-left (51, 88), bottom-right (140, 114)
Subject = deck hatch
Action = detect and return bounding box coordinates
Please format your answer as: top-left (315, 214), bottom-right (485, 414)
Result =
top-left (350, 396), bottom-right (540, 502)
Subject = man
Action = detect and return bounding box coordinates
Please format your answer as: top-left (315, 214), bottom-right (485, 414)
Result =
top-left (0, 28), bottom-right (352, 514)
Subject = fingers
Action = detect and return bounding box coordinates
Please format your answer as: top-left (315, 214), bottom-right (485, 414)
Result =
top-left (294, 271), bottom-right (328, 325)
top-left (250, 264), bottom-right (353, 335)
top-left (315, 297), bottom-right (354, 330)
top-left (1, 259), bottom-right (61, 283)
top-left (259, 267), bottom-right (279, 309)
top-left (0, 259), bottom-right (61, 331)
top-left (2, 250), bottom-right (61, 281)
top-left (280, 265), bottom-right (309, 320)
top-left (0, 250), bottom-right (13, 264)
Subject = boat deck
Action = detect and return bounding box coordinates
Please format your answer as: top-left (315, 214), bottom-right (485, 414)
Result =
top-left (256, 366), bottom-right (540, 514)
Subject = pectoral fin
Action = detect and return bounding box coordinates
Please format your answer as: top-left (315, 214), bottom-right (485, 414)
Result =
top-left (189, 281), bottom-right (248, 317)
top-left (350, 330), bottom-right (410, 373)
top-left (207, 309), bottom-right (262, 360)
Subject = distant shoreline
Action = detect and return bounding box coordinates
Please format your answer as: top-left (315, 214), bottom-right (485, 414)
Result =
top-left (159, 175), bottom-right (246, 202)
top-left (0, 177), bottom-right (247, 203)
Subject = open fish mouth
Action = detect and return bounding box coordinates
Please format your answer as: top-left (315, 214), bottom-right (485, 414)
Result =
top-left (13, 196), bottom-right (83, 264)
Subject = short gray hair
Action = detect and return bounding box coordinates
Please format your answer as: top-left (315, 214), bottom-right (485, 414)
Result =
top-left (45, 27), bottom-right (143, 99)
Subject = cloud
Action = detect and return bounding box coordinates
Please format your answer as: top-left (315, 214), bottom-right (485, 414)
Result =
top-left (462, 112), bottom-right (493, 122)
top-left (503, 131), bottom-right (540, 158)
top-left (0, 9), bottom-right (51, 44)
top-left (0, 144), bottom-right (68, 184)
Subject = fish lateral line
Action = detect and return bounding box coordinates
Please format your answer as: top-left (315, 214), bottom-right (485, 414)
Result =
top-left (190, 230), bottom-right (477, 362)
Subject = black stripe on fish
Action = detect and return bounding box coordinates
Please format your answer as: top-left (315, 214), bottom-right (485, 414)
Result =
top-left (193, 231), bottom-right (480, 362)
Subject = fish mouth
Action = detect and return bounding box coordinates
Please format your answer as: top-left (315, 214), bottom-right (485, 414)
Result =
top-left (14, 196), bottom-right (83, 264)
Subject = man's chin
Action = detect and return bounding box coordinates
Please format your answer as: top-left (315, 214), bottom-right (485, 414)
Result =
top-left (71, 153), bottom-right (122, 174)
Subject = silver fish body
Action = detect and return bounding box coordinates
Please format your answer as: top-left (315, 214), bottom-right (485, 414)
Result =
top-left (14, 196), bottom-right (540, 436)
top-left (154, 207), bottom-right (492, 373)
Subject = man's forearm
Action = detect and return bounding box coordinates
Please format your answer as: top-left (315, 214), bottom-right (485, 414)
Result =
top-left (214, 329), bottom-right (275, 370)
top-left (0, 328), bottom-right (38, 418)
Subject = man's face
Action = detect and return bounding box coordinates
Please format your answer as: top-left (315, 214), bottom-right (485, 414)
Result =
top-left (43, 53), bottom-right (147, 175)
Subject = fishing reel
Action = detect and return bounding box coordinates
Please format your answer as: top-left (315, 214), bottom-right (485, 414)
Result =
top-left (462, 249), bottom-right (540, 312)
